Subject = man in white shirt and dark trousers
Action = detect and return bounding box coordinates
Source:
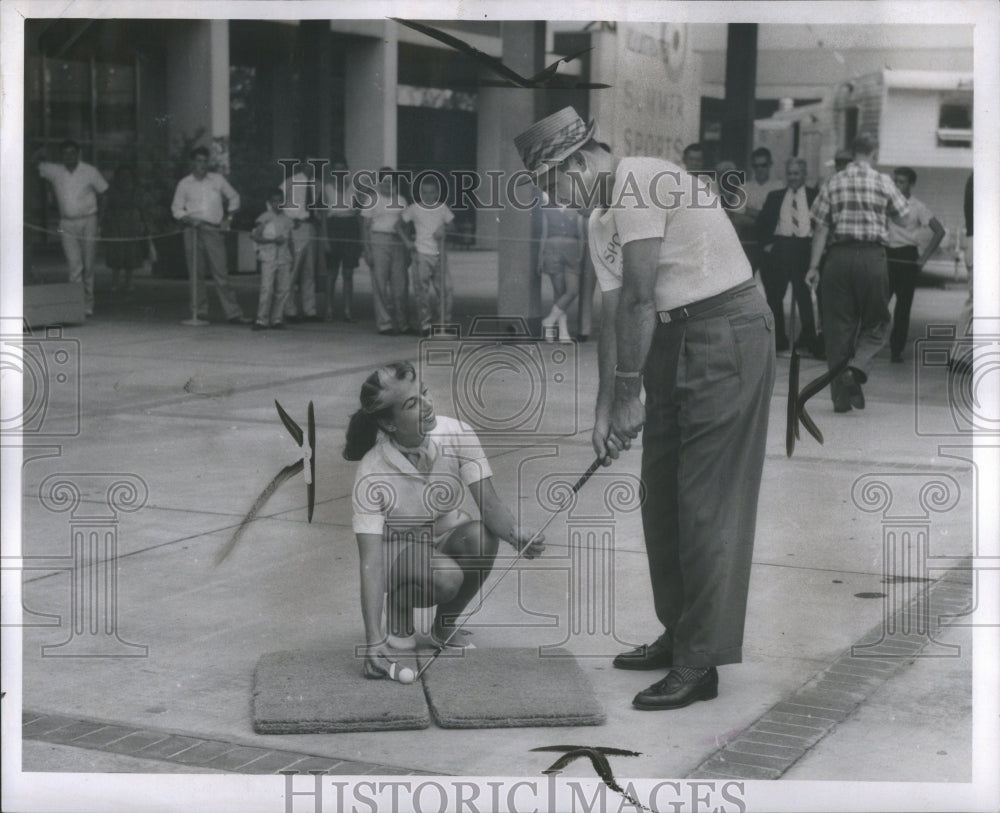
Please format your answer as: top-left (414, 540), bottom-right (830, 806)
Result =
top-left (361, 169), bottom-right (410, 335)
top-left (37, 140), bottom-right (109, 317)
top-left (282, 159), bottom-right (321, 323)
top-left (170, 146), bottom-right (249, 324)
top-left (756, 157), bottom-right (821, 356)
top-left (886, 167), bottom-right (945, 363)
top-left (515, 108), bottom-right (775, 710)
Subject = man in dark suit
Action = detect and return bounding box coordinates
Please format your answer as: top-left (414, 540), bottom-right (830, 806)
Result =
top-left (757, 157), bottom-right (821, 356)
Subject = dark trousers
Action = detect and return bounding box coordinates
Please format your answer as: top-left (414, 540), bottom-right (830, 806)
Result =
top-left (887, 245), bottom-right (919, 357)
top-left (761, 236), bottom-right (817, 348)
top-left (640, 280), bottom-right (775, 667)
top-left (821, 243), bottom-right (890, 403)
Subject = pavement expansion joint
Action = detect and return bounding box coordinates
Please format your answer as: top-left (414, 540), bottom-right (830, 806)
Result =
top-left (686, 560), bottom-right (973, 781)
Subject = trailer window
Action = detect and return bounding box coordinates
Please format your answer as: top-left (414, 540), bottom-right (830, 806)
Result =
top-left (937, 92), bottom-right (972, 147)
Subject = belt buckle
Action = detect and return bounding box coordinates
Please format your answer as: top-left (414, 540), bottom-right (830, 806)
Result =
top-left (659, 307), bottom-right (690, 324)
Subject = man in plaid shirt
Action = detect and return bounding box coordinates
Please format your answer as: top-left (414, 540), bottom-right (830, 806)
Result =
top-left (806, 135), bottom-right (909, 413)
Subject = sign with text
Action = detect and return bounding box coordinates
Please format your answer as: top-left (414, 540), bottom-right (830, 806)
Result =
top-left (592, 23), bottom-right (699, 164)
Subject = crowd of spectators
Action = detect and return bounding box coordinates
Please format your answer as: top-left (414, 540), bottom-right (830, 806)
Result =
top-left (30, 138), bottom-right (965, 376)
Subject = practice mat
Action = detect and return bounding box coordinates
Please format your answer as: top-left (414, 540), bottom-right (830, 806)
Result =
top-left (418, 647), bottom-right (605, 728)
top-left (252, 649), bottom-right (430, 734)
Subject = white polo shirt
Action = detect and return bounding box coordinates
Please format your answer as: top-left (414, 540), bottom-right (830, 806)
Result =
top-left (281, 171), bottom-right (315, 222)
top-left (171, 172), bottom-right (241, 226)
top-left (361, 189), bottom-right (409, 233)
top-left (744, 177), bottom-right (783, 216)
top-left (351, 415), bottom-right (492, 540)
top-left (38, 161), bottom-right (108, 219)
top-left (401, 202), bottom-right (454, 256)
top-left (887, 195), bottom-right (934, 249)
top-left (588, 157), bottom-right (752, 310)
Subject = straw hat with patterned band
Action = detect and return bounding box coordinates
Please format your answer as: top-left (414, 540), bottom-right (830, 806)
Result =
top-left (514, 107), bottom-right (597, 184)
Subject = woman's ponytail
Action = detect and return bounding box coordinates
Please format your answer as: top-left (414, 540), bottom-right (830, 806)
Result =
top-left (343, 408), bottom-right (380, 461)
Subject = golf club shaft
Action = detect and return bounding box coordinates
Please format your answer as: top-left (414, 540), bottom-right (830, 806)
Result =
top-left (414, 455), bottom-right (605, 678)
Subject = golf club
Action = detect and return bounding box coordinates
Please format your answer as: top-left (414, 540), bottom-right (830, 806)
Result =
top-left (413, 454), bottom-right (606, 680)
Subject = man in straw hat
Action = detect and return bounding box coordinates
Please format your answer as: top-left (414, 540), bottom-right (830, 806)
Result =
top-left (515, 108), bottom-right (775, 709)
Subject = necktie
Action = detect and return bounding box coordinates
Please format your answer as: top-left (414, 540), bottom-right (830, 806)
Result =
top-left (791, 192), bottom-right (801, 236)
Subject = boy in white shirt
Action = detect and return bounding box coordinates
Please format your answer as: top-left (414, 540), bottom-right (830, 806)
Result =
top-left (397, 175), bottom-right (455, 336)
top-left (250, 189), bottom-right (295, 330)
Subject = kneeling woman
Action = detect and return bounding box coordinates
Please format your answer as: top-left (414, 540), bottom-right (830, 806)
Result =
top-left (344, 362), bottom-right (544, 679)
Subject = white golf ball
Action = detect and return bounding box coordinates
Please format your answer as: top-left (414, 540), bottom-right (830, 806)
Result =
top-left (397, 666), bottom-right (416, 684)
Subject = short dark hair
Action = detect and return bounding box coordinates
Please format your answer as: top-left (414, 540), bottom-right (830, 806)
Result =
top-left (190, 146), bottom-right (211, 160)
top-left (894, 166), bottom-right (917, 185)
top-left (683, 142), bottom-right (704, 156)
top-left (851, 134), bottom-right (877, 157)
top-left (59, 139), bottom-right (80, 152)
top-left (751, 147), bottom-right (772, 163)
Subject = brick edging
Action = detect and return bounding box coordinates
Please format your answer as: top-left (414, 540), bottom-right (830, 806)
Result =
top-left (686, 561), bottom-right (973, 780)
top-left (22, 712), bottom-right (439, 776)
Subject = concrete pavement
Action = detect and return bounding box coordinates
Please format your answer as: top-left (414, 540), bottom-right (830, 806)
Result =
top-left (6, 250), bottom-right (985, 807)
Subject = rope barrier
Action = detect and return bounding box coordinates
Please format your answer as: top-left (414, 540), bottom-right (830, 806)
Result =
top-left (23, 219), bottom-right (564, 248)
top-left (24, 220), bottom-right (944, 267)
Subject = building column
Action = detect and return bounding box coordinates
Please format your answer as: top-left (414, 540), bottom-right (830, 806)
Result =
top-left (476, 85), bottom-right (503, 250)
top-left (344, 22), bottom-right (398, 171)
top-left (294, 21), bottom-right (333, 160)
top-left (496, 21), bottom-right (545, 335)
top-left (166, 20), bottom-right (231, 171)
top-left (722, 23), bottom-right (757, 169)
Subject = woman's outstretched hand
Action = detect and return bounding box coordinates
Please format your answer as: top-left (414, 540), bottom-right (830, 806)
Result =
top-left (511, 528), bottom-right (545, 559)
top-left (362, 641), bottom-right (397, 679)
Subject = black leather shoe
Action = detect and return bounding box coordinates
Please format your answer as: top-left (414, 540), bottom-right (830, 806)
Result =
top-left (613, 632), bottom-right (673, 670)
top-left (632, 667), bottom-right (718, 710)
top-left (845, 368), bottom-right (865, 409)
